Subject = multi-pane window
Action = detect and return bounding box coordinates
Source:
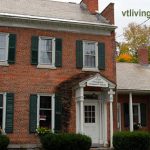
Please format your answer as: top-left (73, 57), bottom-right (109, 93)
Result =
top-left (133, 104), bottom-right (141, 124)
top-left (0, 94), bottom-right (3, 128)
top-left (84, 105), bottom-right (95, 123)
top-left (39, 96), bottom-right (52, 128)
top-left (0, 34), bottom-right (8, 62)
top-left (84, 41), bottom-right (97, 68)
top-left (39, 37), bottom-right (54, 65)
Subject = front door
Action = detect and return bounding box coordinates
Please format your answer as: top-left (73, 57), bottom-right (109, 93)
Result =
top-left (83, 100), bottom-right (100, 144)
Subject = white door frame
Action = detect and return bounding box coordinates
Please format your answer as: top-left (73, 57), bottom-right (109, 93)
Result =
top-left (76, 91), bottom-right (108, 145)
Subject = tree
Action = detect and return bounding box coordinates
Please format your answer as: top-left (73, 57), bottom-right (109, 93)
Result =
top-left (116, 23), bottom-right (150, 63)
top-left (123, 23), bottom-right (150, 52)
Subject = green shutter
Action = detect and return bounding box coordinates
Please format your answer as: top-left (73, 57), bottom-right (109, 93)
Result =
top-left (55, 38), bottom-right (62, 67)
top-left (8, 34), bottom-right (16, 64)
top-left (140, 103), bottom-right (146, 126)
top-left (0, 94), bottom-right (3, 108)
top-left (29, 94), bottom-right (37, 133)
top-left (76, 40), bottom-right (83, 68)
top-left (124, 103), bottom-right (129, 127)
top-left (98, 42), bottom-right (105, 70)
top-left (55, 94), bottom-right (62, 133)
top-left (5, 93), bottom-right (14, 133)
top-left (31, 36), bottom-right (39, 65)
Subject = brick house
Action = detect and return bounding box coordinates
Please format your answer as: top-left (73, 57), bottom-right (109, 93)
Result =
top-left (0, 0), bottom-right (116, 149)
top-left (117, 47), bottom-right (150, 132)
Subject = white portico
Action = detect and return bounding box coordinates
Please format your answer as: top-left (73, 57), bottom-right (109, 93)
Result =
top-left (75, 74), bottom-right (115, 148)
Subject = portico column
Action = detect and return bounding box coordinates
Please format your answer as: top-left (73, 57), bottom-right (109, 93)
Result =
top-left (129, 92), bottom-right (133, 132)
top-left (80, 87), bottom-right (84, 133)
top-left (76, 86), bottom-right (84, 134)
top-left (108, 89), bottom-right (115, 148)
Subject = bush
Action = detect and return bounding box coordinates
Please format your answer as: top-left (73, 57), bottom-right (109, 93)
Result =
top-left (36, 127), bottom-right (51, 136)
top-left (40, 133), bottom-right (91, 150)
top-left (0, 135), bottom-right (10, 150)
top-left (113, 131), bottom-right (150, 150)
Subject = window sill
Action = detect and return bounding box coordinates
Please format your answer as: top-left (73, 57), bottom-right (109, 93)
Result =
top-left (37, 65), bottom-right (56, 69)
top-left (0, 62), bottom-right (9, 67)
top-left (82, 68), bottom-right (99, 72)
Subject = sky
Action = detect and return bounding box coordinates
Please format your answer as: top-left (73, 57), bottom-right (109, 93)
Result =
top-left (51, 0), bottom-right (150, 42)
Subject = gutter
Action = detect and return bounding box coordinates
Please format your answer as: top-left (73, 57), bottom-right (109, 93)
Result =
top-left (0, 13), bottom-right (117, 30)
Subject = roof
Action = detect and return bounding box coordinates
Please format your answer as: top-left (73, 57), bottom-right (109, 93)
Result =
top-left (0, 0), bottom-right (109, 25)
top-left (116, 63), bottom-right (150, 91)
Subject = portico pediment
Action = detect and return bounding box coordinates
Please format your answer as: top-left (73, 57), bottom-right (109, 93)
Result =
top-left (79, 74), bottom-right (115, 88)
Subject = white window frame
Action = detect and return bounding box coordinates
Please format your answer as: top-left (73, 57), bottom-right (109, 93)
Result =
top-left (133, 103), bottom-right (141, 124)
top-left (37, 94), bottom-right (55, 132)
top-left (0, 93), bottom-right (6, 131)
top-left (37, 36), bottom-right (56, 69)
top-left (82, 40), bottom-right (98, 72)
top-left (0, 33), bottom-right (9, 66)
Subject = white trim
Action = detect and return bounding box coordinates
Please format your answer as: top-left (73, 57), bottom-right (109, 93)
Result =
top-left (117, 103), bottom-right (121, 131)
top-left (129, 92), bottom-right (133, 132)
top-left (0, 13), bottom-right (117, 30)
top-left (83, 41), bottom-right (98, 70)
top-left (51, 94), bottom-right (55, 133)
top-left (37, 95), bottom-right (40, 128)
top-left (0, 93), bottom-right (6, 131)
top-left (133, 103), bottom-right (141, 124)
top-left (37, 94), bottom-right (55, 131)
top-left (0, 33), bottom-right (9, 64)
top-left (38, 36), bottom-right (56, 68)
top-left (3, 93), bottom-right (6, 131)
top-left (79, 74), bottom-right (116, 88)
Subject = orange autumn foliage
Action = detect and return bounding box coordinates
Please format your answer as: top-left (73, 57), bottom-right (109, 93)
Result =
top-left (116, 53), bottom-right (134, 62)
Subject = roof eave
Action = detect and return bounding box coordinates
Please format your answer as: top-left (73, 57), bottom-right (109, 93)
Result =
top-left (0, 13), bottom-right (117, 30)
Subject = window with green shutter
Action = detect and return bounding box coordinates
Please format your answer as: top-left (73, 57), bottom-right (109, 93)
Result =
top-left (0, 33), bottom-right (16, 65)
top-left (8, 34), bottom-right (16, 64)
top-left (0, 94), bottom-right (3, 129)
top-left (55, 38), bottom-right (62, 67)
top-left (76, 40), bottom-right (105, 70)
top-left (76, 40), bottom-right (83, 68)
top-left (98, 42), bottom-right (105, 70)
top-left (31, 36), bottom-right (39, 65)
top-left (31, 36), bottom-right (62, 68)
top-left (140, 103), bottom-right (146, 126)
top-left (55, 93), bottom-right (62, 132)
top-left (124, 103), bottom-right (129, 127)
top-left (29, 94), bottom-right (37, 133)
top-left (5, 93), bottom-right (14, 133)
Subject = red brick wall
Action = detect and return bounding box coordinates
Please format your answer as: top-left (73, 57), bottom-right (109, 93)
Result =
top-left (0, 27), bottom-right (116, 144)
top-left (101, 3), bottom-right (115, 25)
top-left (82, 0), bottom-right (98, 14)
top-left (118, 94), bottom-right (150, 131)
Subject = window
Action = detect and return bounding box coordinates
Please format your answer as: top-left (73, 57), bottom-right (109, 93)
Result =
top-left (0, 33), bottom-right (8, 63)
top-left (0, 94), bottom-right (3, 128)
top-left (84, 105), bottom-right (95, 123)
top-left (39, 96), bottom-right (52, 128)
top-left (83, 41), bottom-right (98, 69)
top-left (38, 37), bottom-right (55, 67)
top-left (133, 104), bottom-right (141, 124)
top-left (124, 103), bottom-right (147, 128)
top-left (37, 95), bottom-right (55, 130)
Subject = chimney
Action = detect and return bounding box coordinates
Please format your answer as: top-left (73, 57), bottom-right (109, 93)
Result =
top-left (81, 0), bottom-right (98, 14)
top-left (138, 46), bottom-right (149, 65)
top-left (101, 3), bottom-right (114, 24)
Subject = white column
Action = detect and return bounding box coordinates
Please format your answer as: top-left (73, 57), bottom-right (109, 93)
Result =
top-left (103, 101), bottom-right (108, 147)
top-left (108, 89), bottom-right (115, 148)
top-left (79, 87), bottom-right (84, 134)
top-left (129, 92), bottom-right (133, 132)
top-left (75, 87), bottom-right (84, 134)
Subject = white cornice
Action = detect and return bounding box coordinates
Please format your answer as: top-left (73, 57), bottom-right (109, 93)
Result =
top-left (0, 13), bottom-right (117, 32)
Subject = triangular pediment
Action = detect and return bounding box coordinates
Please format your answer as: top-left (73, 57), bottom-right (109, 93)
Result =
top-left (79, 74), bottom-right (115, 88)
